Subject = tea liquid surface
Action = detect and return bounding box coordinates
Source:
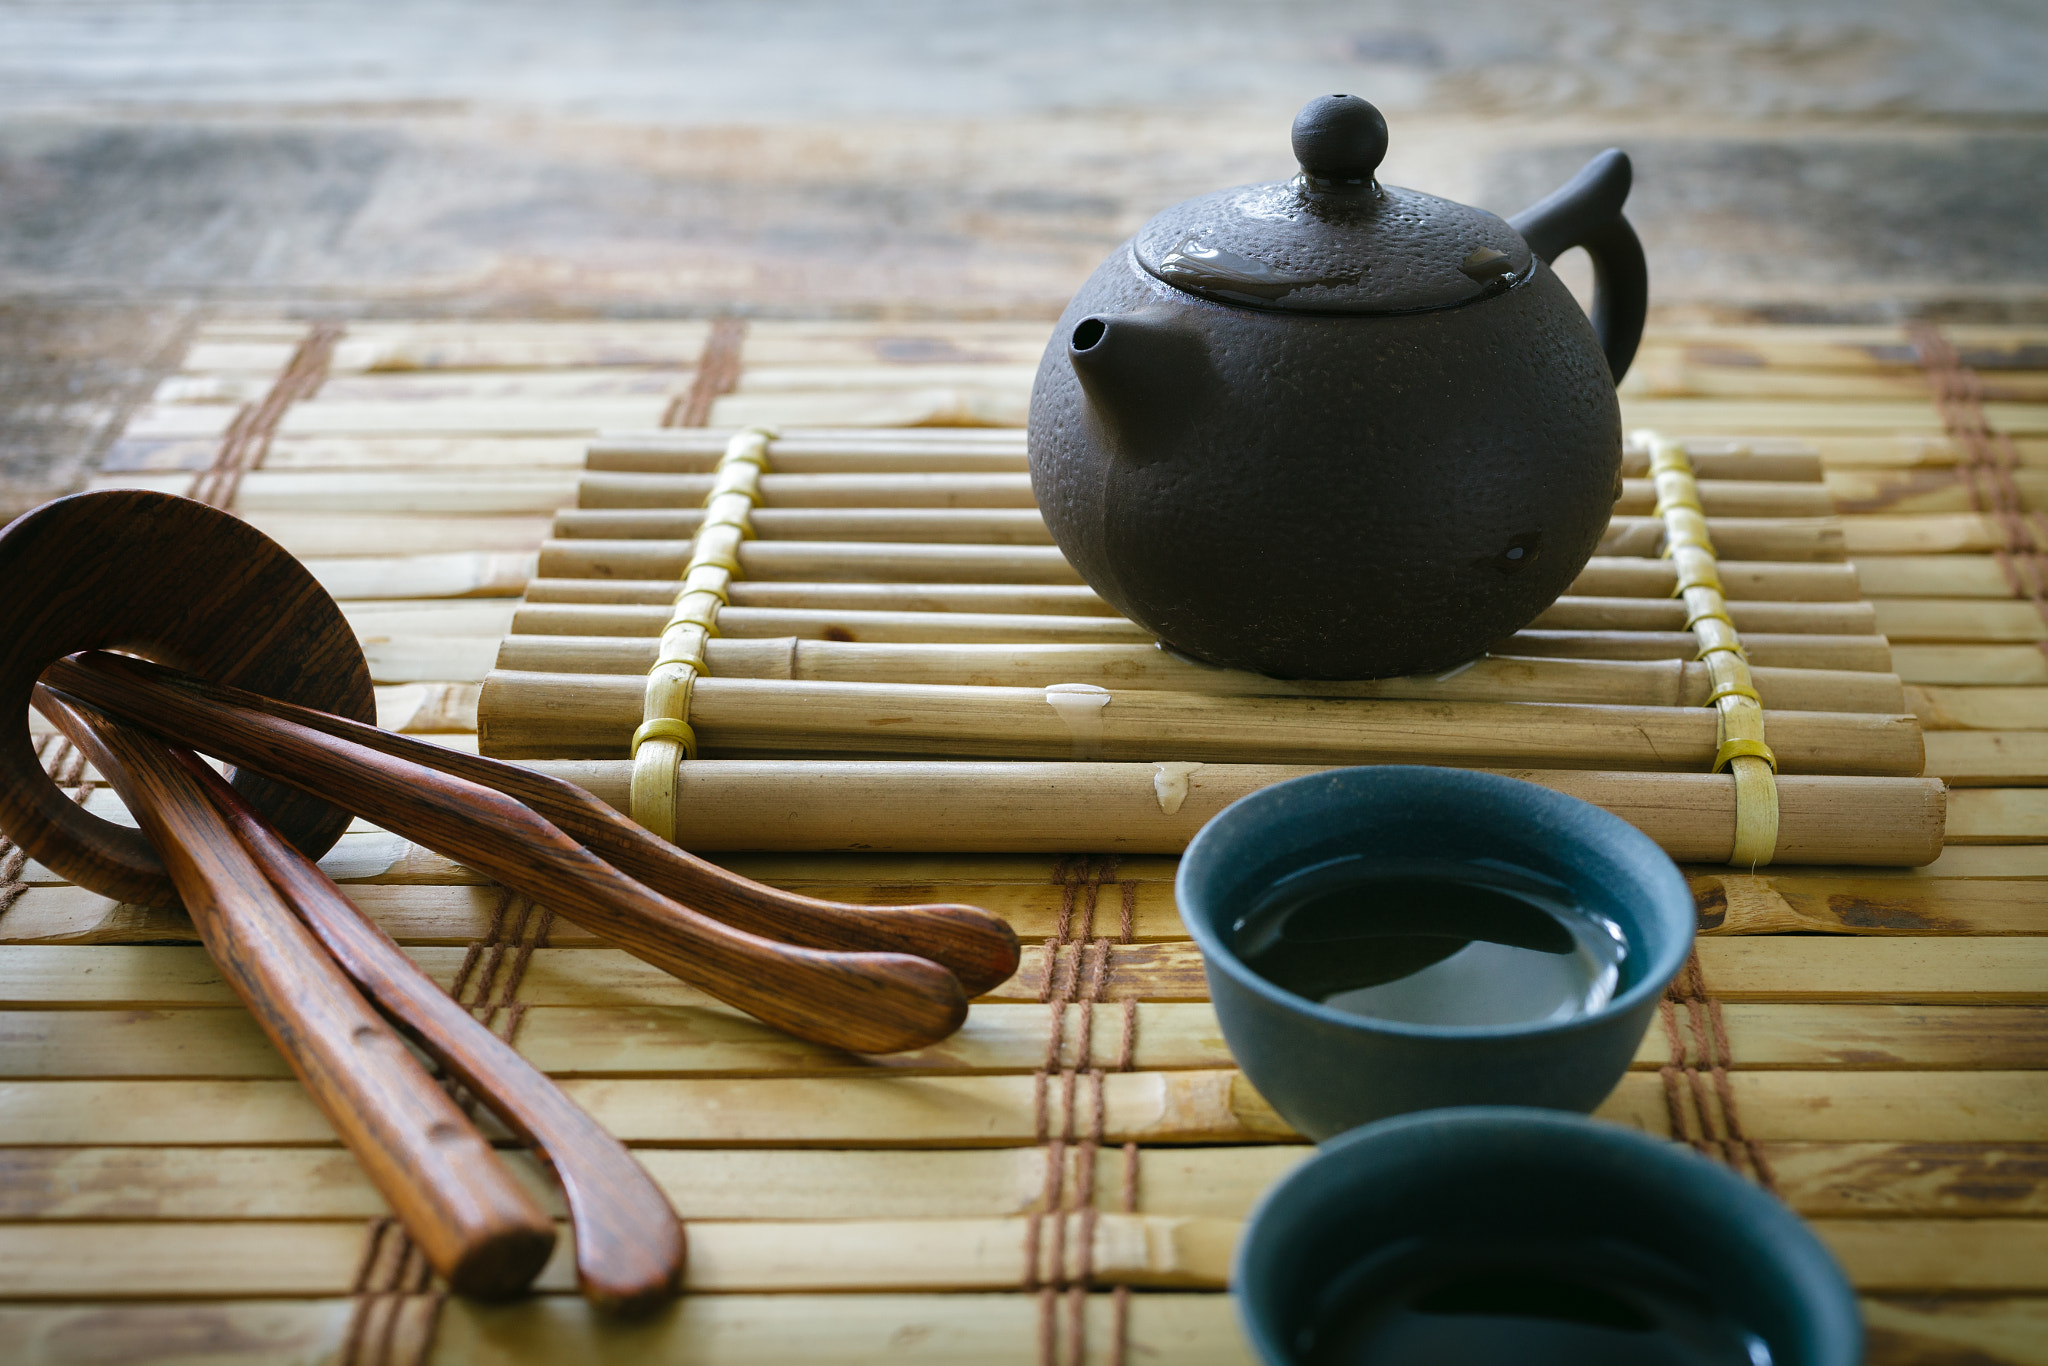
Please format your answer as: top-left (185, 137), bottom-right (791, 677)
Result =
top-left (1301, 1237), bottom-right (1771, 1366)
top-left (1231, 858), bottom-right (1629, 1028)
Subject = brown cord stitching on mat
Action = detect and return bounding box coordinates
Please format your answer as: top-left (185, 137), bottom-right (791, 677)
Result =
top-left (665, 315), bottom-right (747, 427)
top-left (1911, 322), bottom-right (2048, 657)
top-left (1029, 856), bottom-right (1125, 1365)
top-left (339, 1217), bottom-right (443, 1366)
top-left (1661, 950), bottom-right (1776, 1190)
top-left (340, 887), bottom-right (542, 1364)
top-left (188, 322), bottom-right (343, 509)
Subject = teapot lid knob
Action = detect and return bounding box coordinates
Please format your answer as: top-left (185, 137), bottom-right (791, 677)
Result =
top-left (1291, 95), bottom-right (1388, 186)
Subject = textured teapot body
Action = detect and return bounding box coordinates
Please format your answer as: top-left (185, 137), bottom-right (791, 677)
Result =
top-left (1028, 247), bottom-right (1623, 679)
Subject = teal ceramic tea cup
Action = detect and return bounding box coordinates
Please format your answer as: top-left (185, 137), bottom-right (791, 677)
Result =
top-left (1235, 1107), bottom-right (1861, 1365)
top-left (1176, 766), bottom-right (1695, 1139)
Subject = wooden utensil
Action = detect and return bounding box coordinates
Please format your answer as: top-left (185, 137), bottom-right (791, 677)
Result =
top-left (0, 490), bottom-right (374, 906)
top-left (42, 652), bottom-right (971, 1055)
top-left (0, 490), bottom-right (1016, 1001)
top-left (164, 726), bottom-right (684, 1314)
top-left (54, 649), bottom-right (1017, 995)
top-left (33, 688), bottom-right (557, 1299)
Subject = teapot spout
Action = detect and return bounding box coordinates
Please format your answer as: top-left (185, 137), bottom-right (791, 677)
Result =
top-left (1067, 308), bottom-right (1212, 461)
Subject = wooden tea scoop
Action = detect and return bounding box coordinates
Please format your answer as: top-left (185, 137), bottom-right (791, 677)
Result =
top-left (151, 716), bottom-right (683, 1314)
top-left (0, 492), bottom-right (1012, 1002)
top-left (54, 650), bottom-right (1019, 994)
top-left (43, 654), bottom-right (971, 1054)
top-left (0, 490), bottom-right (377, 910)
top-left (33, 688), bottom-right (558, 1299)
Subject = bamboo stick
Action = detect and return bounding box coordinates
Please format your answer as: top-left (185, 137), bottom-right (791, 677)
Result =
top-left (587, 434), bottom-right (1032, 475)
top-left (515, 604), bottom-right (1151, 644)
top-left (1925, 732), bottom-right (2048, 786)
top-left (277, 398), bottom-right (670, 437)
top-left (475, 675), bottom-right (1924, 776)
top-left (537, 539), bottom-right (1083, 583)
top-left (1618, 444), bottom-right (1824, 482)
top-left (0, 1294), bottom-right (1253, 1366)
top-left (520, 560), bottom-right (1863, 607)
top-left (1893, 646), bottom-right (2048, 686)
top-left (550, 509), bottom-right (1846, 560)
top-left (508, 596), bottom-right (1873, 642)
top-left (238, 513), bottom-right (552, 559)
top-left (6, 1138), bottom-right (2042, 1225)
top-left (535, 540), bottom-right (1861, 597)
top-left (572, 470), bottom-right (1831, 519)
top-left (308, 551), bottom-right (535, 600)
top-left (8, 862), bottom-right (2030, 947)
top-left (1843, 513), bottom-right (2038, 556)
top-left (476, 653), bottom-right (1906, 743)
top-left (1502, 631), bottom-right (1891, 670)
top-left (1831, 468), bottom-right (2048, 515)
top-left (580, 472), bottom-right (1041, 509)
top-left (266, 436), bottom-right (589, 470)
top-left (11, 1001), bottom-right (2040, 1082)
top-left (518, 761), bottom-right (1945, 864)
top-left (148, 470), bottom-right (582, 516)
top-left (13, 934), bottom-right (2021, 1016)
top-left (1873, 600), bottom-right (2047, 643)
top-left (1598, 515), bottom-right (1844, 561)
top-left (1946, 788), bottom-right (2048, 842)
top-left (0, 1213), bottom-right (1235, 1297)
top-left (555, 507), bottom-right (1054, 543)
top-left (1906, 687), bottom-right (2048, 731)
top-left (1619, 396), bottom-right (2048, 434)
top-left (1610, 478), bottom-right (1837, 518)
top-left (9, 1212), bottom-right (2048, 1298)
top-left (8, 1294), bottom-right (2042, 1366)
top-left (0, 1068), bottom-right (2034, 1146)
top-left (495, 631), bottom-right (1897, 677)
top-left (530, 579), bottom-right (1121, 615)
top-left (1852, 555), bottom-right (2028, 598)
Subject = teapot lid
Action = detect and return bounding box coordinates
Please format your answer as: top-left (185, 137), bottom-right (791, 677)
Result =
top-left (1134, 95), bottom-right (1532, 316)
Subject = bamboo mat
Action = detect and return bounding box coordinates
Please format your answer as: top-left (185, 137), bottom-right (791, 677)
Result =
top-left (4, 316), bottom-right (2046, 1365)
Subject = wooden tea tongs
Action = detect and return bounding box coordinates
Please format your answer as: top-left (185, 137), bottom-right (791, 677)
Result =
top-left (43, 648), bottom-right (1018, 1052)
top-left (34, 685), bottom-right (684, 1311)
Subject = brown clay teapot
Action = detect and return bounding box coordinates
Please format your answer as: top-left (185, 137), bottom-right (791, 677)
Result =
top-left (1027, 94), bottom-right (1648, 679)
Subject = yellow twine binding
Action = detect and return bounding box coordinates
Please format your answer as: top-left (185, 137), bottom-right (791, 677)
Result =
top-left (629, 425), bottom-right (775, 839)
top-left (1635, 429), bottom-right (1780, 867)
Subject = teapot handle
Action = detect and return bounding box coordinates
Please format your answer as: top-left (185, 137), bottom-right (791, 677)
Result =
top-left (1508, 149), bottom-right (1647, 384)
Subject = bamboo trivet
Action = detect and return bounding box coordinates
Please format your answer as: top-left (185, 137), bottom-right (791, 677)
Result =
top-left (482, 423), bottom-right (1937, 868)
top-left (5, 317), bottom-right (2044, 1365)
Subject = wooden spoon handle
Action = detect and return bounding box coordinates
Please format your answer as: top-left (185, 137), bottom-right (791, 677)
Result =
top-left (34, 688), bottom-right (556, 1299)
top-left (46, 657), bottom-right (969, 1054)
top-left (55, 652), bottom-right (1019, 994)
top-left (188, 752), bottom-right (683, 1315)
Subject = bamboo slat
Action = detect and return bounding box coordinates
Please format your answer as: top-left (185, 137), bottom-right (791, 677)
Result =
top-left (8, 1002), bottom-right (2042, 1080)
top-left (475, 656), bottom-right (1908, 753)
top-left (496, 630), bottom-right (1898, 676)
top-left (1925, 733), bottom-right (2048, 785)
top-left (5, 937), bottom-right (2030, 1014)
top-left (477, 675), bottom-right (1926, 776)
top-left (1893, 646), bottom-right (2048, 686)
top-left (507, 594), bottom-right (1875, 638)
top-left (0, 1295), bottom-right (1256, 1366)
top-left (520, 558), bottom-right (1865, 605)
top-left (521, 760), bottom-right (1946, 864)
top-left (8, 1139), bottom-right (2047, 1224)
top-left (1874, 600), bottom-right (2048, 642)
top-left (0, 1069), bottom-right (2037, 1146)
top-left (1907, 687), bottom-right (2048, 730)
